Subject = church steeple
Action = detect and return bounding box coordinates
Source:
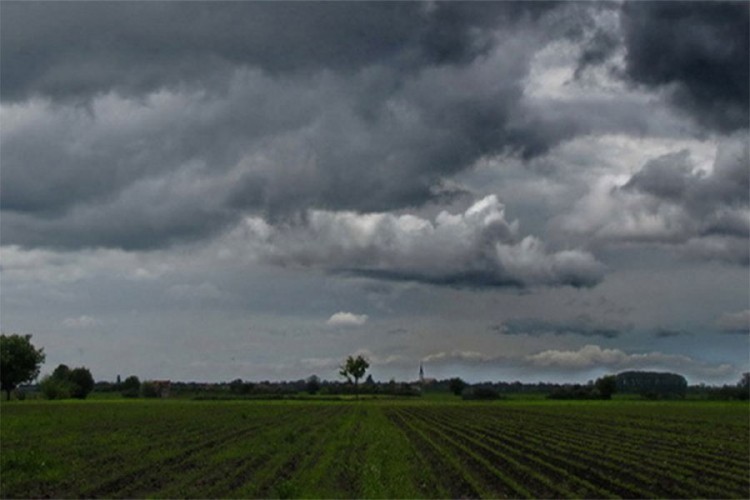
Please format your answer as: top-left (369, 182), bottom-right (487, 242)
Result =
top-left (419, 362), bottom-right (424, 383)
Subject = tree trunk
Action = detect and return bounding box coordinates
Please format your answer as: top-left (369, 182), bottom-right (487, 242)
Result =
top-left (5, 389), bottom-right (11, 401)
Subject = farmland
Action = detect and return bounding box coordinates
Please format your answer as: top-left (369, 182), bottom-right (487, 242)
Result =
top-left (1, 399), bottom-right (748, 498)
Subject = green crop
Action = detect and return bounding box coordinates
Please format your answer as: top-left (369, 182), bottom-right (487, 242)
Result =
top-left (1, 399), bottom-right (748, 498)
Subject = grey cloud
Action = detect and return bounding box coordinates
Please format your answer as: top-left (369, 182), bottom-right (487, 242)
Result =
top-left (387, 328), bottom-right (409, 336)
top-left (0, 8), bottom-right (579, 251)
top-left (577, 30), bottom-right (619, 73)
top-left (255, 195), bottom-right (604, 289)
top-left (565, 135), bottom-right (749, 265)
top-left (500, 314), bottom-right (631, 338)
top-left (716, 310), bottom-right (750, 335)
top-left (654, 328), bottom-right (692, 339)
top-left (624, 140), bottom-right (749, 217)
top-left (0, 2), bottom-right (557, 103)
top-left (621, 1), bottom-right (749, 132)
top-left (2, 165), bottom-right (237, 250)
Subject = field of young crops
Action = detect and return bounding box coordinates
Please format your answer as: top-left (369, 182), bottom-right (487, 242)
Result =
top-left (2, 399), bottom-right (748, 498)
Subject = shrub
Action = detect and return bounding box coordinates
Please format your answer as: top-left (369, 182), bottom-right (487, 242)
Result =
top-left (69, 367), bottom-right (94, 399)
top-left (40, 375), bottom-right (73, 400)
top-left (141, 382), bottom-right (159, 398)
top-left (121, 375), bottom-right (141, 398)
top-left (448, 377), bottom-right (466, 396)
top-left (462, 386), bottom-right (501, 400)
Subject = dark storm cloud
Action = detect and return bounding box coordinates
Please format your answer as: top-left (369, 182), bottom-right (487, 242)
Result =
top-left (1, 1), bottom-right (582, 252)
top-left (574, 29), bottom-right (620, 78)
top-left (0, 1), bottom-right (555, 103)
top-left (621, 1), bottom-right (750, 132)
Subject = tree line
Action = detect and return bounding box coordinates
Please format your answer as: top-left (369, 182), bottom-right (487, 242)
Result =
top-left (2, 334), bottom-right (748, 401)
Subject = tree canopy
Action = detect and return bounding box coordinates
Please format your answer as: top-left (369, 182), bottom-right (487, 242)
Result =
top-left (339, 355), bottom-right (369, 398)
top-left (0, 334), bottom-right (46, 400)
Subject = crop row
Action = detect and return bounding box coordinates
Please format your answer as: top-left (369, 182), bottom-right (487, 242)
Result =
top-left (386, 405), bottom-right (750, 499)
top-left (451, 406), bottom-right (747, 496)
top-left (468, 405), bottom-right (749, 480)
top-left (389, 407), bottom-right (646, 498)
top-left (458, 406), bottom-right (748, 485)
top-left (1, 403), bottom-right (347, 498)
top-left (422, 408), bottom-right (733, 498)
top-left (3, 400), bottom-right (748, 498)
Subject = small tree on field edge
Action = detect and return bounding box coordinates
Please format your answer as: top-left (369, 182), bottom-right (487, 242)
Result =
top-left (339, 355), bottom-right (369, 399)
top-left (0, 334), bottom-right (46, 400)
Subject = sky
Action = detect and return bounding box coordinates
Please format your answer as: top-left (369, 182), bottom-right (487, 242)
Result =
top-left (1, 1), bottom-right (748, 385)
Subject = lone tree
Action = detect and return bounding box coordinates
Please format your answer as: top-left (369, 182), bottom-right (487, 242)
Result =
top-left (339, 355), bottom-right (369, 399)
top-left (0, 334), bottom-right (46, 400)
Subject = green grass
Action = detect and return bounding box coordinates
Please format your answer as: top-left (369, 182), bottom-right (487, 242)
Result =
top-left (1, 399), bottom-right (748, 498)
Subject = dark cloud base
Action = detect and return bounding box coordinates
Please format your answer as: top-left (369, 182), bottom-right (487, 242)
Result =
top-left (621, 1), bottom-right (749, 133)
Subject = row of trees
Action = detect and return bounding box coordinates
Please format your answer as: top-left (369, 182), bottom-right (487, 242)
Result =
top-left (1, 334), bottom-right (96, 400)
top-left (3, 334), bottom-right (748, 402)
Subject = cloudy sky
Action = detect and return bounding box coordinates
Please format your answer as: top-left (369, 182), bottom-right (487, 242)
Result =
top-left (2, 1), bottom-right (748, 385)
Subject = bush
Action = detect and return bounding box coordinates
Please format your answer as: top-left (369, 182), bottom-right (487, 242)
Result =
top-left (306, 375), bottom-right (321, 395)
top-left (41, 364), bottom-right (95, 400)
top-left (69, 367), bottom-right (94, 399)
top-left (547, 385), bottom-right (598, 400)
top-left (462, 386), bottom-right (502, 400)
top-left (448, 377), bottom-right (466, 396)
top-left (121, 375), bottom-right (141, 398)
top-left (40, 375), bottom-right (73, 400)
top-left (141, 382), bottom-right (159, 398)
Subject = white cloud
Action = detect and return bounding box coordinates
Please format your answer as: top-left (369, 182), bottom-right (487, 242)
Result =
top-left (423, 350), bottom-right (491, 363)
top-left (256, 195), bottom-right (604, 289)
top-left (62, 315), bottom-right (99, 328)
top-left (326, 311), bottom-right (369, 327)
top-left (525, 344), bottom-right (735, 378)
